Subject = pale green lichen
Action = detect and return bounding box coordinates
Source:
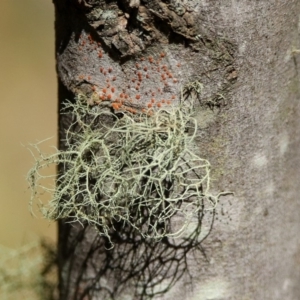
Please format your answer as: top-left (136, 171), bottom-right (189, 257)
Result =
top-left (28, 89), bottom-right (224, 243)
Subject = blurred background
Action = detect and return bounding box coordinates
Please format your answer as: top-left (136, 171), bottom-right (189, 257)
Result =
top-left (0, 0), bottom-right (56, 249)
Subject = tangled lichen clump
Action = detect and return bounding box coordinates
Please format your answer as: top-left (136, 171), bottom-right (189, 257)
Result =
top-left (28, 96), bottom-right (219, 242)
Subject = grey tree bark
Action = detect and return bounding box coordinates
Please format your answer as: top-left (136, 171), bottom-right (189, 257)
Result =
top-left (55, 0), bottom-right (300, 299)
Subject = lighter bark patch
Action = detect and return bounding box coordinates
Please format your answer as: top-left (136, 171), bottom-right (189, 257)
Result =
top-left (192, 278), bottom-right (230, 300)
top-left (279, 133), bottom-right (289, 156)
top-left (252, 153), bottom-right (268, 168)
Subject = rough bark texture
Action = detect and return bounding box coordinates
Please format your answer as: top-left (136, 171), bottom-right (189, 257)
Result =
top-left (55, 0), bottom-right (300, 299)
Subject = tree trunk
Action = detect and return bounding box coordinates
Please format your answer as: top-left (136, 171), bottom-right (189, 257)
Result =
top-left (55, 0), bottom-right (300, 299)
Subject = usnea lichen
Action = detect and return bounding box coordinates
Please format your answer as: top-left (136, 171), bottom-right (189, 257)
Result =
top-left (28, 93), bottom-right (221, 243)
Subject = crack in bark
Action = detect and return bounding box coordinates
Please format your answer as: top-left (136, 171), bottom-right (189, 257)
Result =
top-left (69, 0), bottom-right (205, 57)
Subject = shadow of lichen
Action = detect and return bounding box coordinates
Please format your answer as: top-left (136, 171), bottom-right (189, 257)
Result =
top-left (58, 202), bottom-right (215, 300)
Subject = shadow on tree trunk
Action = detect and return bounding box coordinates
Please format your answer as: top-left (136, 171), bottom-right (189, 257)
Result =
top-left (58, 206), bottom-right (215, 300)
